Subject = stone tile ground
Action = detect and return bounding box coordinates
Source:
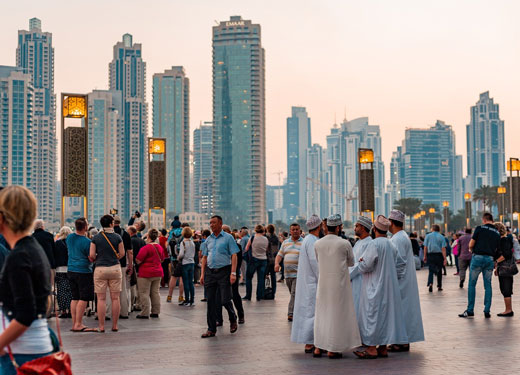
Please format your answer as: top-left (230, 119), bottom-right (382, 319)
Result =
top-left (60, 268), bottom-right (518, 374)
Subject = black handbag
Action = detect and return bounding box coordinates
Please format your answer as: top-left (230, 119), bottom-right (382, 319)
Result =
top-left (498, 257), bottom-right (518, 277)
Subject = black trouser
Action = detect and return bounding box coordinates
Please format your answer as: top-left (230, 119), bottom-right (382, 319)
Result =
top-left (266, 263), bottom-right (277, 297)
top-left (205, 265), bottom-right (236, 333)
top-left (216, 269), bottom-right (244, 322)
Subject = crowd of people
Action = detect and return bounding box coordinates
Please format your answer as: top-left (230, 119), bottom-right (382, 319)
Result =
top-left (0, 184), bottom-right (518, 373)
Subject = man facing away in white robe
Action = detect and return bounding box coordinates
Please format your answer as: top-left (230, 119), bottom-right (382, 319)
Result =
top-left (388, 210), bottom-right (425, 352)
top-left (353, 215), bottom-right (408, 359)
top-left (350, 216), bottom-right (376, 319)
top-left (291, 215), bottom-right (322, 353)
top-left (314, 214), bottom-right (361, 359)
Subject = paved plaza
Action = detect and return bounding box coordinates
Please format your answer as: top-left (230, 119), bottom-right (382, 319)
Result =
top-left (61, 268), bottom-right (518, 374)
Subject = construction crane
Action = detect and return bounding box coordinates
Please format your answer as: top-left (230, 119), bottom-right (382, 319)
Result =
top-left (272, 171), bottom-right (284, 187)
top-left (306, 177), bottom-right (357, 220)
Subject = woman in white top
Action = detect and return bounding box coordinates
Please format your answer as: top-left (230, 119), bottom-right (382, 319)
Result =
top-left (178, 227), bottom-right (196, 306)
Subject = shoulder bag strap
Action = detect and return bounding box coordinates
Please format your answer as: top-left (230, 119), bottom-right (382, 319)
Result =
top-left (152, 244), bottom-right (162, 262)
top-left (101, 232), bottom-right (120, 259)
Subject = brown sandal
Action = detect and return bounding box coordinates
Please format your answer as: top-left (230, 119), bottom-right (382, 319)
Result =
top-left (353, 350), bottom-right (378, 359)
top-left (313, 348), bottom-right (327, 358)
top-left (328, 352), bottom-right (343, 359)
top-left (201, 331), bottom-right (216, 338)
top-left (305, 345), bottom-right (315, 353)
top-left (388, 344), bottom-right (409, 352)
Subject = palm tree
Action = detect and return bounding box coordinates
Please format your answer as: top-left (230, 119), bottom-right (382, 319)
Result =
top-left (472, 185), bottom-right (498, 212)
top-left (393, 198), bottom-right (422, 231)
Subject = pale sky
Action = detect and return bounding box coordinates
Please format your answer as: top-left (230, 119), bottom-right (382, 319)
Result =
top-left (2, 0), bottom-right (519, 185)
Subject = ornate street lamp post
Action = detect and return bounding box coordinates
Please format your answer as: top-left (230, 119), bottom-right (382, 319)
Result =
top-left (429, 207), bottom-right (435, 227)
top-left (442, 201), bottom-right (449, 234)
top-left (464, 193), bottom-right (472, 228)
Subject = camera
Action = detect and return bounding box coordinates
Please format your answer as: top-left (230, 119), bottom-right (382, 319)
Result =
top-left (135, 211), bottom-right (141, 218)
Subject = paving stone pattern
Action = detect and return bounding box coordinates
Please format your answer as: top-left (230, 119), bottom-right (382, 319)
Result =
top-left (60, 268), bottom-right (519, 374)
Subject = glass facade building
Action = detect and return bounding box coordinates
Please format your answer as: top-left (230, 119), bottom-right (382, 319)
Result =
top-left (87, 90), bottom-right (123, 226)
top-left (109, 34), bottom-right (148, 220)
top-left (16, 18), bottom-right (56, 222)
top-left (466, 91), bottom-right (505, 191)
top-left (286, 106), bottom-right (311, 221)
top-left (390, 120), bottom-right (463, 210)
top-left (212, 16), bottom-right (266, 227)
top-left (325, 117), bottom-right (385, 220)
top-left (193, 123), bottom-right (214, 216)
top-left (0, 66), bottom-right (33, 188)
top-left (152, 67), bottom-right (190, 214)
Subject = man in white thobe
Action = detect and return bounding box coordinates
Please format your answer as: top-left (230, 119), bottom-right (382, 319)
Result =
top-left (291, 215), bottom-right (322, 353)
top-left (350, 216), bottom-right (376, 318)
top-left (314, 214), bottom-right (361, 359)
top-left (354, 215), bottom-right (408, 359)
top-left (389, 210), bottom-right (425, 352)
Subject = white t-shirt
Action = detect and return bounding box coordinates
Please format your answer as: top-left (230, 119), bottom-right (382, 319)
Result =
top-left (0, 310), bottom-right (53, 354)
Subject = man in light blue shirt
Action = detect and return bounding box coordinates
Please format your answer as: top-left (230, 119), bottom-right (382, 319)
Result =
top-left (423, 225), bottom-right (447, 292)
top-left (200, 215), bottom-right (240, 338)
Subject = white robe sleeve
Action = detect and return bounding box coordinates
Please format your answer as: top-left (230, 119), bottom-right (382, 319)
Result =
top-left (393, 242), bottom-right (407, 280)
top-left (358, 244), bottom-right (378, 274)
top-left (306, 239), bottom-right (319, 279)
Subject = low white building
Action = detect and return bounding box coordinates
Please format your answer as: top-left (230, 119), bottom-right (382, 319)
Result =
top-left (180, 212), bottom-right (209, 230)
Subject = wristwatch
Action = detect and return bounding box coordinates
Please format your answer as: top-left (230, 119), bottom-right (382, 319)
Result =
top-left (231, 272), bottom-right (237, 276)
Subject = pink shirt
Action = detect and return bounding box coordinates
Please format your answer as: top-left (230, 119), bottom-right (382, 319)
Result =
top-left (136, 243), bottom-right (164, 278)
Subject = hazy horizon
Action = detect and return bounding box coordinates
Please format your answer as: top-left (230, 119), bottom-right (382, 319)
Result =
top-left (2, 0), bottom-right (518, 186)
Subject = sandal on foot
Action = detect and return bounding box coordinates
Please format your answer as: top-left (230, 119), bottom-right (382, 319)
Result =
top-left (305, 345), bottom-right (315, 353)
top-left (328, 352), bottom-right (343, 359)
top-left (353, 350), bottom-right (378, 359)
top-left (388, 344), bottom-right (409, 352)
top-left (313, 348), bottom-right (326, 358)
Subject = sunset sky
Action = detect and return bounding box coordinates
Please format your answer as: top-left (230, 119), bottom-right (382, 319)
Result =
top-left (2, 0), bottom-right (518, 185)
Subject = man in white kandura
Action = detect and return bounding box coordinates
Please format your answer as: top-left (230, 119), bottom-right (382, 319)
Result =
top-left (349, 215), bottom-right (375, 318)
top-left (388, 209), bottom-right (424, 352)
top-left (291, 215), bottom-right (322, 354)
top-left (353, 215), bottom-right (408, 359)
top-left (314, 214), bottom-right (361, 359)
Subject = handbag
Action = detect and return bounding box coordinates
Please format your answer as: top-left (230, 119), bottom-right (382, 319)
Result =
top-left (498, 257), bottom-right (519, 277)
top-left (2, 310), bottom-right (72, 375)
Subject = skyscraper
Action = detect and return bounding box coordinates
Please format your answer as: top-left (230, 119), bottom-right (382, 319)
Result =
top-left (212, 16), bottom-right (266, 227)
top-left (0, 66), bottom-right (34, 188)
top-left (152, 66), bottom-right (190, 214)
top-left (87, 90), bottom-right (123, 226)
top-left (286, 106), bottom-right (311, 221)
top-left (306, 143), bottom-right (328, 219)
top-left (193, 123), bottom-right (214, 216)
top-left (109, 33), bottom-right (148, 220)
top-left (391, 120), bottom-right (463, 210)
top-left (17, 18), bottom-right (56, 222)
top-left (325, 117), bottom-right (385, 221)
top-left (466, 91), bottom-right (505, 191)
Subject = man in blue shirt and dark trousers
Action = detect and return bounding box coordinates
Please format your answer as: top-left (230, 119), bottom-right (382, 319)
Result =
top-left (424, 224), bottom-right (447, 292)
top-left (200, 215), bottom-right (240, 338)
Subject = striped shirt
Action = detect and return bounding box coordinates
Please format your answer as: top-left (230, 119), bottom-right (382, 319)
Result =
top-left (278, 237), bottom-right (303, 279)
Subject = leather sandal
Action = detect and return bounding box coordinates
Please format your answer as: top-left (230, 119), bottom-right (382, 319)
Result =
top-left (201, 331), bottom-right (216, 338)
top-left (305, 345), bottom-right (315, 353)
top-left (313, 348), bottom-right (327, 358)
top-left (328, 352), bottom-right (343, 359)
top-left (388, 344), bottom-right (409, 352)
top-left (353, 350), bottom-right (378, 359)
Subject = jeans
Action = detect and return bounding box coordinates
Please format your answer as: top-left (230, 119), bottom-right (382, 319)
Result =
top-left (467, 255), bottom-right (494, 313)
top-left (245, 257), bottom-right (267, 299)
top-left (182, 263), bottom-right (195, 304)
top-left (0, 352), bottom-right (53, 375)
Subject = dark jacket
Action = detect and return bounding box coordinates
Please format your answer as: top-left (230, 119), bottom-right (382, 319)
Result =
top-left (32, 228), bottom-right (56, 269)
top-left (131, 235), bottom-right (146, 263)
top-left (0, 236), bottom-right (51, 326)
top-left (54, 239), bottom-right (69, 268)
top-left (115, 225), bottom-right (132, 267)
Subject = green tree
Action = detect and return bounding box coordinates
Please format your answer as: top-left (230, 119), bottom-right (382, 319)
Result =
top-left (472, 185), bottom-right (498, 212)
top-left (393, 198), bottom-right (422, 231)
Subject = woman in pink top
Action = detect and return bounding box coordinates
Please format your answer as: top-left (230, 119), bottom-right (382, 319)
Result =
top-left (135, 229), bottom-right (164, 319)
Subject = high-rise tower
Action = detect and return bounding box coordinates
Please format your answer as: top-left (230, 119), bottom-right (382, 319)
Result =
top-left (212, 16), bottom-right (266, 227)
top-left (109, 34), bottom-right (148, 220)
top-left (466, 91), bottom-right (505, 191)
top-left (152, 67), bottom-right (190, 214)
top-left (16, 18), bottom-right (56, 222)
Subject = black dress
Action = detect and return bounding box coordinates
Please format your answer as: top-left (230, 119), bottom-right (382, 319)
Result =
top-left (54, 239), bottom-right (72, 312)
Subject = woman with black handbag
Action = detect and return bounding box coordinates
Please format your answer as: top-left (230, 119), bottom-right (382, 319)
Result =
top-left (0, 186), bottom-right (71, 374)
top-left (494, 222), bottom-right (517, 317)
